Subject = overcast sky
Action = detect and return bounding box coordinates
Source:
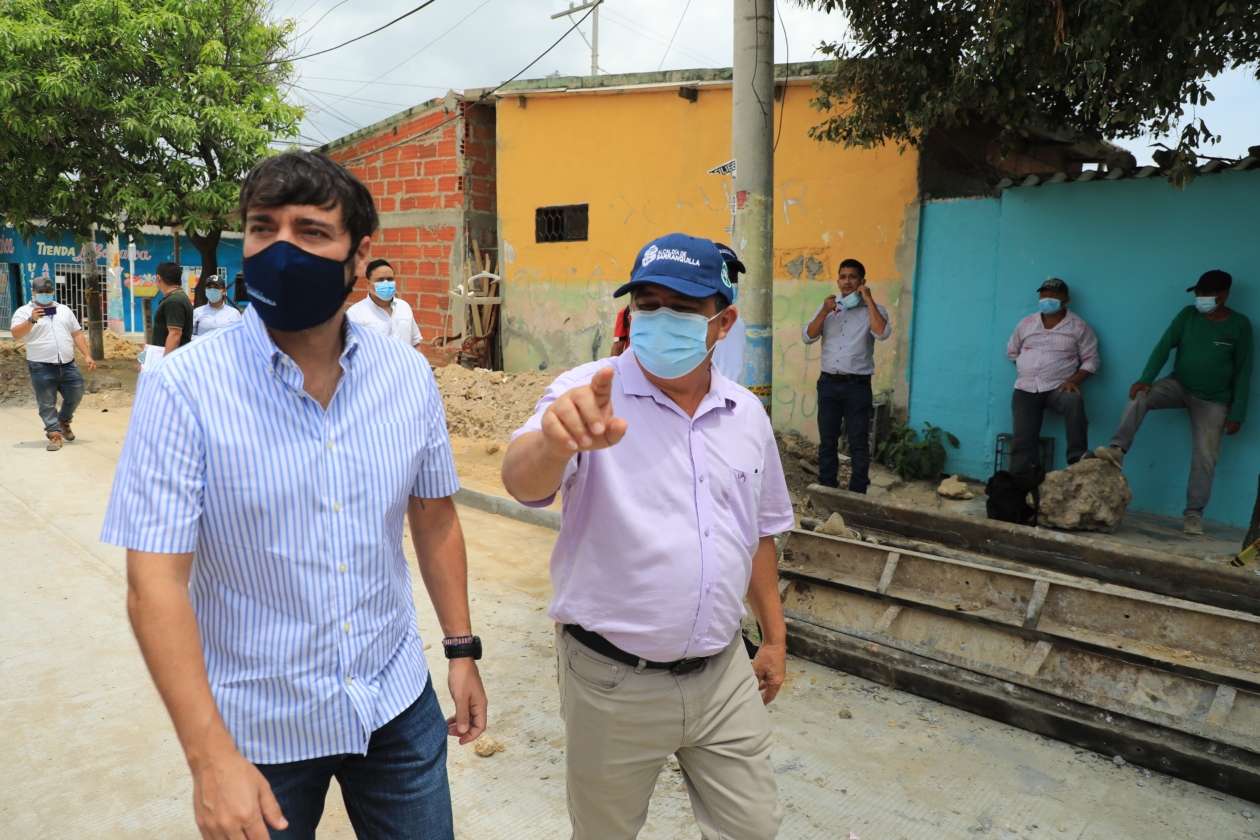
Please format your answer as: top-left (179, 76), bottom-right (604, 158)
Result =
top-left (275, 0), bottom-right (1260, 166)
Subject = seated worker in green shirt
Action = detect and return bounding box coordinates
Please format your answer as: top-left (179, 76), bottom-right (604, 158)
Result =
top-left (1096, 270), bottom-right (1252, 535)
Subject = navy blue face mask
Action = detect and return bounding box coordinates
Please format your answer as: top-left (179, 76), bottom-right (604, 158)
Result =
top-left (243, 240), bottom-right (355, 333)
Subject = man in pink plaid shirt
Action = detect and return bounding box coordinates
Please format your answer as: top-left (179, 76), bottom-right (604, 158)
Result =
top-left (1006, 278), bottom-right (1100, 472)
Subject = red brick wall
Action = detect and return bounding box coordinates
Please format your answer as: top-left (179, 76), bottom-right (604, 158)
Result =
top-left (326, 97), bottom-right (498, 366)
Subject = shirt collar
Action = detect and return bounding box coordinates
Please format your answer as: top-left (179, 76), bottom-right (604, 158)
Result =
top-left (615, 349), bottom-right (736, 419)
top-left (241, 306), bottom-right (361, 371)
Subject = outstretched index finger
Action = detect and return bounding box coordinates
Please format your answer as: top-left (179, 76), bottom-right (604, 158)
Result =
top-left (589, 365), bottom-right (616, 406)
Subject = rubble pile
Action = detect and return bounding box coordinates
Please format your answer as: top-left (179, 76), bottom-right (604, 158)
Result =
top-left (103, 331), bottom-right (142, 360)
top-left (0, 342), bottom-right (29, 403)
top-left (433, 364), bottom-right (558, 440)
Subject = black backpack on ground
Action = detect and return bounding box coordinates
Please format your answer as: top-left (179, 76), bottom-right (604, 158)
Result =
top-left (985, 465), bottom-right (1046, 526)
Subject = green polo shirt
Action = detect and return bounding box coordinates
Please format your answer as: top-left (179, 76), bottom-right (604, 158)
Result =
top-left (1138, 305), bottom-right (1253, 423)
top-left (152, 288), bottom-right (194, 349)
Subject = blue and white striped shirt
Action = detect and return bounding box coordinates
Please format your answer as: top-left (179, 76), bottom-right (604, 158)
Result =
top-left (101, 307), bottom-right (460, 764)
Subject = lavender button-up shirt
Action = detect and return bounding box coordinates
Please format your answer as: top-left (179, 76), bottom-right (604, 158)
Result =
top-left (511, 350), bottom-right (795, 662)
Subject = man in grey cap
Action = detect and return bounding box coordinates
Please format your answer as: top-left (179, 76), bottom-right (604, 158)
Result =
top-left (1096, 270), bottom-right (1252, 534)
top-left (1005, 278), bottom-right (1100, 472)
top-left (9, 275), bottom-right (96, 450)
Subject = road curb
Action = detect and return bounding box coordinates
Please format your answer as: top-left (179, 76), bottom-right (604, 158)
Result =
top-left (453, 486), bottom-right (561, 532)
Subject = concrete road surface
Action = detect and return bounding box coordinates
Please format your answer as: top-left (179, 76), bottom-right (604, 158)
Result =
top-left (1, 402), bottom-right (1257, 839)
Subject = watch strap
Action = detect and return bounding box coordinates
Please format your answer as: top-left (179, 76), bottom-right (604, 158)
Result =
top-left (442, 635), bottom-right (482, 660)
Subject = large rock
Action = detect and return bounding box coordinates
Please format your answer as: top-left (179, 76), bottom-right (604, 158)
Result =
top-left (1038, 459), bottom-right (1132, 532)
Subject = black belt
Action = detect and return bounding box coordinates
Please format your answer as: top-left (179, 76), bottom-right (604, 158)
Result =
top-left (821, 371), bottom-right (871, 383)
top-left (564, 624), bottom-right (710, 674)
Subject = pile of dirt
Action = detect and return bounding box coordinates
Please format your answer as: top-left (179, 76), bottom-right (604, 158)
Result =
top-left (0, 342), bottom-right (30, 404)
top-left (776, 429), bottom-right (848, 513)
top-left (434, 364), bottom-right (559, 441)
top-left (103, 331), bottom-right (142, 360)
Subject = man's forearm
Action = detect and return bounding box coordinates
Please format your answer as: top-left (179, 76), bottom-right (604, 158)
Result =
top-left (408, 496), bottom-right (473, 638)
top-left (11, 320), bottom-right (32, 340)
top-left (805, 311), bottom-right (827, 340)
top-left (74, 333), bottom-right (92, 359)
top-left (745, 536), bottom-right (785, 645)
top-left (1069, 369), bottom-right (1093, 385)
top-left (127, 551), bottom-right (237, 768)
top-left (502, 432), bottom-right (571, 503)
top-left (867, 308), bottom-right (888, 336)
top-left (164, 330), bottom-right (182, 355)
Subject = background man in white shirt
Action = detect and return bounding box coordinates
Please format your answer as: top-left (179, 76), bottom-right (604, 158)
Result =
top-left (346, 258), bottom-right (423, 350)
top-left (9, 274), bottom-right (96, 451)
top-left (192, 274), bottom-right (243, 337)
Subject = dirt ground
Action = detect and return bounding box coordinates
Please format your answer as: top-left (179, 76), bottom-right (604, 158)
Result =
top-left (2, 401), bottom-right (1255, 840)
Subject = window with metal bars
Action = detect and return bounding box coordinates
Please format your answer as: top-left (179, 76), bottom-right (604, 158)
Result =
top-left (535, 204), bottom-right (589, 243)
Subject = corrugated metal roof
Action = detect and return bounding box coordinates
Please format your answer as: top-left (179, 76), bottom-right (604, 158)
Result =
top-left (996, 154), bottom-right (1260, 189)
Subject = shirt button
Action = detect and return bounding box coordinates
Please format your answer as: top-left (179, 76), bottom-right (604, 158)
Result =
top-left (346, 676), bottom-right (354, 686)
top-left (699, 476), bottom-right (705, 483)
top-left (333, 502), bottom-right (342, 512)
top-left (326, 441), bottom-right (334, 451)
top-left (704, 528), bottom-right (710, 537)
top-left (338, 563), bottom-right (347, 573)
top-left (342, 622), bottom-right (350, 633)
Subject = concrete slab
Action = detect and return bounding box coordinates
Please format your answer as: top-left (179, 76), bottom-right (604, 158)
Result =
top-left (2, 404), bottom-right (1257, 839)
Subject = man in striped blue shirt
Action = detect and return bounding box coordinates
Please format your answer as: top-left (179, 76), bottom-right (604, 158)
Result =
top-left (102, 152), bottom-right (485, 840)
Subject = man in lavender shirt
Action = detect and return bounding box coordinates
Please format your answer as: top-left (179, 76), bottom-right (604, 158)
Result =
top-left (1006, 277), bottom-right (1100, 472)
top-left (503, 233), bottom-right (794, 840)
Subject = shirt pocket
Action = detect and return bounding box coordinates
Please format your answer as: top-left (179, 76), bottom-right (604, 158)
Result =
top-left (723, 465), bottom-right (764, 547)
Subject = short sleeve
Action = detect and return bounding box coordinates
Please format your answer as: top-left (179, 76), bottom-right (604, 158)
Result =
top-left (410, 318), bottom-right (422, 346)
top-left (757, 417), bottom-right (796, 537)
top-left (166, 298), bottom-right (189, 331)
top-left (411, 364), bottom-right (460, 498)
top-left (100, 372), bottom-right (206, 553)
top-left (62, 306), bottom-right (82, 332)
top-left (10, 306), bottom-right (28, 329)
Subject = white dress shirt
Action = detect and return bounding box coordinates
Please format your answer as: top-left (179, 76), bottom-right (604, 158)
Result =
top-left (712, 315), bottom-right (747, 383)
top-left (10, 302), bottom-right (82, 364)
top-left (346, 297), bottom-right (422, 347)
top-left (192, 301), bottom-right (243, 336)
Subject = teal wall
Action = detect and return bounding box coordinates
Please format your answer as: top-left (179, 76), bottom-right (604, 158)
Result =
top-left (908, 170), bottom-right (1260, 527)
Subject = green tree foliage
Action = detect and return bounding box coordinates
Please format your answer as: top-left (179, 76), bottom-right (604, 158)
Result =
top-left (800, 0), bottom-right (1260, 184)
top-left (0, 0), bottom-right (302, 286)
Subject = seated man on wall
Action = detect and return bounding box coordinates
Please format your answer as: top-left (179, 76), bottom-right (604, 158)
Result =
top-left (1096, 270), bottom-right (1252, 535)
top-left (1006, 278), bottom-right (1100, 472)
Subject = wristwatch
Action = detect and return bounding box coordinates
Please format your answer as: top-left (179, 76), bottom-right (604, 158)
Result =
top-left (442, 635), bottom-right (482, 660)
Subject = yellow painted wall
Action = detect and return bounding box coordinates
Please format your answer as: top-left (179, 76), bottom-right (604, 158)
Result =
top-left (496, 79), bottom-right (921, 437)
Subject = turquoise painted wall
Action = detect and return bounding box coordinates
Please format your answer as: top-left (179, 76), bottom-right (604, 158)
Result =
top-left (909, 170), bottom-right (1260, 527)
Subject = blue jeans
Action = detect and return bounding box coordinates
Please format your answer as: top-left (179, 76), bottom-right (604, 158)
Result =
top-left (817, 375), bottom-right (873, 492)
top-left (256, 679), bottom-right (453, 840)
top-left (27, 361), bottom-right (84, 436)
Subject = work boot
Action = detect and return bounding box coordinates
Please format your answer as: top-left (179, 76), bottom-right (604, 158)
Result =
top-left (1094, 445), bottom-right (1125, 469)
top-left (1183, 514), bottom-right (1204, 536)
top-left (59, 421), bottom-right (75, 441)
top-left (46, 432), bottom-right (63, 452)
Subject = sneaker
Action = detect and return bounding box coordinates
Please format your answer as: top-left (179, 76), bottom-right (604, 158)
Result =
top-left (1183, 514), bottom-right (1204, 536)
top-left (1095, 445), bottom-right (1125, 469)
top-left (59, 421), bottom-right (75, 441)
top-left (46, 432), bottom-right (63, 452)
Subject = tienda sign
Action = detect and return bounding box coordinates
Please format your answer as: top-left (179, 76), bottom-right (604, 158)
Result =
top-left (0, 236), bottom-right (13, 255)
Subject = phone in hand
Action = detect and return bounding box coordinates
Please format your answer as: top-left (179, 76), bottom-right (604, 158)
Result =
top-left (41, 305), bottom-right (56, 319)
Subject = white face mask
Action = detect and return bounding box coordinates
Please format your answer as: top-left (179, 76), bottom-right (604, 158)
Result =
top-left (1195, 296), bottom-right (1219, 315)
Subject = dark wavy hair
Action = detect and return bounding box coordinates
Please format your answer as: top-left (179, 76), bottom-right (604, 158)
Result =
top-left (238, 151), bottom-right (378, 254)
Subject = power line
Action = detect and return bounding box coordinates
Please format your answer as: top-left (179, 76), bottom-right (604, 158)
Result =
top-left (291, 0), bottom-right (352, 42)
top-left (241, 0), bottom-right (443, 67)
top-left (337, 3), bottom-right (598, 165)
top-left (599, 9), bottom-right (721, 67)
top-left (774, 0), bottom-right (788, 153)
top-left (658, 0), bottom-right (694, 71)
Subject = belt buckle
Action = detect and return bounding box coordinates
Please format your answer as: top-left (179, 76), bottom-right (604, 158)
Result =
top-left (670, 658), bottom-right (706, 675)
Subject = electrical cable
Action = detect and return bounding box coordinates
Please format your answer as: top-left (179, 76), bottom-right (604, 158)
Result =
top-left (774, 0), bottom-right (788, 153)
top-left (292, 0), bottom-right (352, 43)
top-left (599, 9), bottom-right (721, 66)
top-left (658, 0), bottom-right (694, 71)
top-left (237, 0), bottom-right (443, 67)
top-left (336, 3), bottom-right (597, 164)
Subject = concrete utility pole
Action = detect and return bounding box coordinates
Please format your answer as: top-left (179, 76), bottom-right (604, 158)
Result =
top-left (732, 0), bottom-right (774, 410)
top-left (551, 0), bottom-right (602, 76)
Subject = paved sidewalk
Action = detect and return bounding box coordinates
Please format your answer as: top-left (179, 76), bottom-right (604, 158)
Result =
top-left (1, 404), bottom-right (1256, 839)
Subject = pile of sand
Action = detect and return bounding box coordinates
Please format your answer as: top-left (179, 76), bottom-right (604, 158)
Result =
top-left (0, 342), bottom-right (30, 404)
top-left (103, 331), bottom-right (142, 360)
top-left (434, 364), bottom-right (559, 440)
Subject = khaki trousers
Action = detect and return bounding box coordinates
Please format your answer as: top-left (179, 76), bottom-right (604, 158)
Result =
top-left (556, 627), bottom-right (782, 840)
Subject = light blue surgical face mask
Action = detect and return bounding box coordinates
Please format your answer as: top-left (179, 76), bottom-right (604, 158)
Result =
top-left (629, 307), bottom-right (720, 379)
top-left (373, 280), bottom-right (396, 301)
top-left (34, 293), bottom-right (55, 306)
top-left (1037, 298), bottom-right (1062, 315)
top-left (206, 288), bottom-right (224, 304)
top-left (839, 291), bottom-right (863, 309)
top-left (1195, 296), bottom-right (1219, 315)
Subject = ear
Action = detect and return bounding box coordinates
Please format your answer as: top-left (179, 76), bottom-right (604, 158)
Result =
top-left (715, 305), bottom-right (739, 342)
top-left (353, 235), bottom-right (372, 279)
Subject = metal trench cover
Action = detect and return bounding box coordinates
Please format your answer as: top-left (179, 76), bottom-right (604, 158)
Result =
top-left (779, 529), bottom-right (1260, 757)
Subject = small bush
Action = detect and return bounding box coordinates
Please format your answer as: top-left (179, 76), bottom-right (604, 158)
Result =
top-left (876, 422), bottom-right (959, 481)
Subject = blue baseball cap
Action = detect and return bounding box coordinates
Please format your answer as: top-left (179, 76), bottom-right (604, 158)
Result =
top-left (714, 243), bottom-right (746, 280)
top-left (614, 233), bottom-right (733, 304)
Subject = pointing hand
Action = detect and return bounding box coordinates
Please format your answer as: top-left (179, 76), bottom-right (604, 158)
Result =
top-left (541, 367), bottom-right (628, 458)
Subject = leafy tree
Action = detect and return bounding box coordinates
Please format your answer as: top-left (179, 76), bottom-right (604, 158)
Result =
top-left (0, 0), bottom-right (302, 293)
top-left (800, 0), bottom-right (1260, 184)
